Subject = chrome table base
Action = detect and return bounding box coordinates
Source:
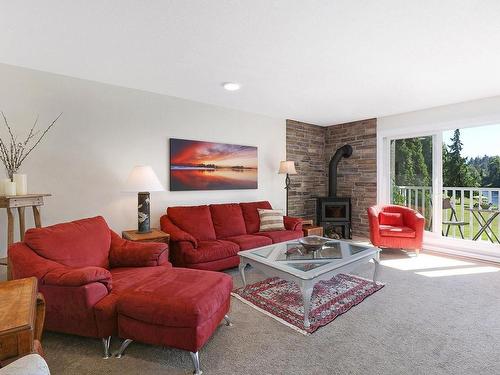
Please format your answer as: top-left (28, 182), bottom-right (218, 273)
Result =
top-left (102, 336), bottom-right (111, 359)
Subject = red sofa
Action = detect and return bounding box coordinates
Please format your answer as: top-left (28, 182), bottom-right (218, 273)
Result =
top-left (367, 205), bottom-right (425, 254)
top-left (161, 201), bottom-right (303, 271)
top-left (8, 216), bottom-right (232, 374)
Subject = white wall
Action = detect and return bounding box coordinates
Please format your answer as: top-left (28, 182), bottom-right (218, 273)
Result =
top-left (0, 64), bottom-right (286, 257)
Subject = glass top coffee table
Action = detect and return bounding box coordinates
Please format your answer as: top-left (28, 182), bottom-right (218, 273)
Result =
top-left (238, 236), bottom-right (381, 328)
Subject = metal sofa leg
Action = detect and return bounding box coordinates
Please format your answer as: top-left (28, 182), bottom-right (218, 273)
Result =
top-left (223, 314), bottom-right (233, 327)
top-left (190, 351), bottom-right (202, 375)
top-left (115, 339), bottom-right (134, 358)
top-left (102, 336), bottom-right (111, 359)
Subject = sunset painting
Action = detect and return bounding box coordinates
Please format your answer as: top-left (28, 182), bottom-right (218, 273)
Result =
top-left (169, 138), bottom-right (258, 191)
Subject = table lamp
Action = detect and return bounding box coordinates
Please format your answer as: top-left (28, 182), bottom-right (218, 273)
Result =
top-left (123, 165), bottom-right (164, 233)
top-left (278, 160), bottom-right (297, 216)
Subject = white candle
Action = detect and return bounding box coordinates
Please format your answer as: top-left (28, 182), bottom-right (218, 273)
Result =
top-left (4, 180), bottom-right (16, 195)
top-left (14, 174), bottom-right (27, 195)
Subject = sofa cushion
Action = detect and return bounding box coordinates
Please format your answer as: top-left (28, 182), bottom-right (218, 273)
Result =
top-left (24, 216), bottom-right (111, 269)
top-left (209, 203), bottom-right (247, 238)
top-left (379, 212), bottom-right (404, 227)
top-left (110, 265), bottom-right (173, 294)
top-left (255, 230), bottom-right (303, 243)
top-left (182, 240), bottom-right (239, 264)
top-left (224, 234), bottom-right (272, 250)
top-left (167, 205), bottom-right (216, 241)
top-left (117, 267), bottom-right (233, 327)
top-left (379, 225), bottom-right (416, 238)
top-left (240, 201), bottom-right (272, 234)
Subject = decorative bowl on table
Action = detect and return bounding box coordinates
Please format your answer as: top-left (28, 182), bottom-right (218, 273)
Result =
top-left (298, 237), bottom-right (330, 253)
top-left (481, 202), bottom-right (492, 210)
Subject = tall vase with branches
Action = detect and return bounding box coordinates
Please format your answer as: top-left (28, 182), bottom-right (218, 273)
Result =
top-left (0, 112), bottom-right (62, 181)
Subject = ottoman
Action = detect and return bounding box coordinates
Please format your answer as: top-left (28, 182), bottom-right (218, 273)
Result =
top-left (115, 268), bottom-right (233, 374)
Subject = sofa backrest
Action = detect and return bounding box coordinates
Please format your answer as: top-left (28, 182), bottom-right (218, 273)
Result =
top-left (209, 203), bottom-right (247, 238)
top-left (167, 205), bottom-right (217, 241)
top-left (240, 201), bottom-right (273, 234)
top-left (24, 216), bottom-right (111, 269)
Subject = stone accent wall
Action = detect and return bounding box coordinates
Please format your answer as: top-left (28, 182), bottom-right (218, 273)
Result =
top-left (286, 120), bottom-right (327, 219)
top-left (286, 118), bottom-right (377, 238)
top-left (324, 119), bottom-right (377, 237)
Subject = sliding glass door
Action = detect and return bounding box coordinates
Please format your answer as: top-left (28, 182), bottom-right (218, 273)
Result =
top-left (389, 136), bottom-right (434, 231)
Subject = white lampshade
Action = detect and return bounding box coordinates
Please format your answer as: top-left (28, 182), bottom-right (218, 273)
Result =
top-left (123, 165), bottom-right (164, 192)
top-left (278, 161), bottom-right (297, 175)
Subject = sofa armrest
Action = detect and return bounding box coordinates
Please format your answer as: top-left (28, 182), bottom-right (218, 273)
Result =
top-left (109, 231), bottom-right (169, 268)
top-left (284, 216), bottom-right (303, 231)
top-left (404, 211), bottom-right (426, 233)
top-left (43, 266), bottom-right (112, 291)
top-left (367, 206), bottom-right (382, 245)
top-left (8, 242), bottom-right (65, 281)
top-left (160, 215), bottom-right (198, 248)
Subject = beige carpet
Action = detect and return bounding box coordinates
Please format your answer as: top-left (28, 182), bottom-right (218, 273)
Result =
top-left (7, 250), bottom-right (500, 374)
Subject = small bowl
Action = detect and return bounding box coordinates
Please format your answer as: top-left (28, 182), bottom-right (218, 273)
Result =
top-left (481, 203), bottom-right (492, 209)
top-left (298, 237), bottom-right (330, 253)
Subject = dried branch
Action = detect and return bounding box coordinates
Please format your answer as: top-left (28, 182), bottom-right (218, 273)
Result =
top-left (0, 112), bottom-right (62, 180)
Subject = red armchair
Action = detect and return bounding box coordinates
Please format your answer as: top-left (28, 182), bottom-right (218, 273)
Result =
top-left (8, 216), bottom-right (169, 358)
top-left (9, 216), bottom-right (233, 374)
top-left (367, 205), bottom-right (425, 254)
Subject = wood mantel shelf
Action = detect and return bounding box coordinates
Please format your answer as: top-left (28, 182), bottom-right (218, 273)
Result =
top-left (1, 194), bottom-right (52, 280)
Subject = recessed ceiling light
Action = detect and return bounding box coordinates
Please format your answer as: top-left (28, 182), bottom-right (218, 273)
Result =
top-left (222, 82), bottom-right (241, 91)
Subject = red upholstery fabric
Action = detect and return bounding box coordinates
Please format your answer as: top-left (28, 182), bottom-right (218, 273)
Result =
top-left (379, 212), bottom-right (404, 226)
top-left (9, 242), bottom-right (66, 281)
top-left (183, 240), bottom-right (239, 264)
top-left (160, 215), bottom-right (197, 247)
top-left (224, 234), bottom-right (272, 250)
top-left (209, 203), bottom-right (247, 238)
top-left (167, 205), bottom-right (216, 241)
top-left (109, 231), bottom-right (168, 267)
top-left (255, 230), bottom-right (303, 243)
top-left (379, 225), bottom-right (416, 238)
top-left (117, 268), bottom-right (232, 352)
top-left (240, 201), bottom-right (272, 234)
top-left (41, 283), bottom-right (109, 338)
top-left (24, 216), bottom-right (111, 269)
top-left (284, 216), bottom-right (303, 231)
top-left (94, 265), bottom-right (173, 338)
top-left (44, 266), bottom-right (112, 291)
top-left (368, 205), bottom-right (425, 250)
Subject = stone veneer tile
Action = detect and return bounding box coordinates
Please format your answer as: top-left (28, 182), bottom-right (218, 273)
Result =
top-left (286, 118), bottom-right (377, 238)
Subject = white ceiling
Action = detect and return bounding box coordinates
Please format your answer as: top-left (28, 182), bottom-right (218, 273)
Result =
top-left (2, 1), bottom-right (500, 125)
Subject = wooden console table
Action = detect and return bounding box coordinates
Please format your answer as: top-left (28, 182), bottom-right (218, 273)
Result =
top-left (0, 194), bottom-right (51, 280)
top-left (0, 277), bottom-right (45, 365)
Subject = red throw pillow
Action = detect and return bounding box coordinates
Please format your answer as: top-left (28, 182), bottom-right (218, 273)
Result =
top-left (379, 212), bottom-right (404, 227)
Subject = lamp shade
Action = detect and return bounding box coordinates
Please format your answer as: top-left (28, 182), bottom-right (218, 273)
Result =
top-left (123, 165), bottom-right (164, 192)
top-left (278, 161), bottom-right (297, 175)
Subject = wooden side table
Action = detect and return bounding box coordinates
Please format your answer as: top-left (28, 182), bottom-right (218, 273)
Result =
top-left (1, 194), bottom-right (51, 280)
top-left (122, 229), bottom-right (170, 244)
top-left (0, 277), bottom-right (45, 365)
top-left (302, 224), bottom-right (324, 237)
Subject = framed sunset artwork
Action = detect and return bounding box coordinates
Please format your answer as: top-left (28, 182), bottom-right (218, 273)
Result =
top-left (169, 138), bottom-right (258, 191)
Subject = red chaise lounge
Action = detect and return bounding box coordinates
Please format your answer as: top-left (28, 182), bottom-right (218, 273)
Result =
top-left (161, 201), bottom-right (303, 271)
top-left (367, 205), bottom-right (425, 254)
top-left (8, 216), bottom-right (232, 374)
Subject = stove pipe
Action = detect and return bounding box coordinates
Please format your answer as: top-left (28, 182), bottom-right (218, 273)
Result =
top-left (328, 144), bottom-right (353, 197)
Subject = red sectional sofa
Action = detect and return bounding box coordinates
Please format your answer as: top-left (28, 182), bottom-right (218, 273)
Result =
top-left (161, 201), bottom-right (303, 271)
top-left (8, 216), bottom-right (232, 374)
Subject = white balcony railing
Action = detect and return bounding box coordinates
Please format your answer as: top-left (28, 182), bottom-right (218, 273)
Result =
top-left (394, 186), bottom-right (500, 242)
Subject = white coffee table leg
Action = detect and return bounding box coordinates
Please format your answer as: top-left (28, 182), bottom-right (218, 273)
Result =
top-left (239, 262), bottom-right (248, 287)
top-left (300, 283), bottom-right (314, 329)
top-left (373, 256), bottom-right (380, 283)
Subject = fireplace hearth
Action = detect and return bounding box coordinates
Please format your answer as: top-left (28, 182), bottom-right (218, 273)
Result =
top-left (316, 145), bottom-right (353, 239)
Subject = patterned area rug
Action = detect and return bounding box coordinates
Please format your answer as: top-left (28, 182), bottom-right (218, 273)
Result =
top-left (232, 274), bottom-right (384, 334)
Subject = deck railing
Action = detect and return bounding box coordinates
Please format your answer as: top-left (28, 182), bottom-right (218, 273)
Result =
top-left (394, 186), bottom-right (500, 242)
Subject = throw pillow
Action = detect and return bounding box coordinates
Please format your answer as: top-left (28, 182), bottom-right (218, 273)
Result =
top-left (379, 212), bottom-right (404, 226)
top-left (258, 209), bottom-right (285, 232)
